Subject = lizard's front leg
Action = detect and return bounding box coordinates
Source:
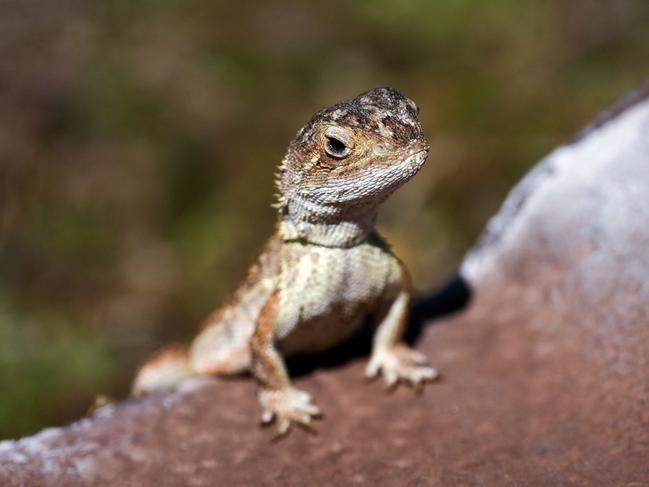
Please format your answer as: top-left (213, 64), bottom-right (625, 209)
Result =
top-left (365, 268), bottom-right (438, 388)
top-left (250, 291), bottom-right (321, 436)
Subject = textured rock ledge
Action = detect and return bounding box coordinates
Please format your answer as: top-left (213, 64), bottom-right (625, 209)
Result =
top-left (1, 81), bottom-right (648, 486)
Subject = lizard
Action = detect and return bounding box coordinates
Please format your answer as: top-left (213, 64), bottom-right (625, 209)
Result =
top-left (132, 87), bottom-right (438, 436)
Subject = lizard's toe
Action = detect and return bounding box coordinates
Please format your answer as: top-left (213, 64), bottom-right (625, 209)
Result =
top-left (276, 418), bottom-right (292, 437)
top-left (406, 365), bottom-right (438, 384)
top-left (384, 369), bottom-right (399, 389)
top-left (365, 359), bottom-right (381, 380)
top-left (261, 410), bottom-right (275, 424)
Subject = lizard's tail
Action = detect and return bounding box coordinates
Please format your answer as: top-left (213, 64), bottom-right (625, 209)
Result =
top-left (131, 344), bottom-right (196, 396)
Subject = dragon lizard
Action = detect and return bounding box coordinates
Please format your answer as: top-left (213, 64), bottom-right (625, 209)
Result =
top-left (133, 87), bottom-right (438, 436)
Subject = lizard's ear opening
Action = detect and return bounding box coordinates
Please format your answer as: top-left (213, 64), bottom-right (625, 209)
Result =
top-left (323, 126), bottom-right (353, 160)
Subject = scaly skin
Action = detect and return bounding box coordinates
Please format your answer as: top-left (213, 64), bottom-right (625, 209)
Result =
top-left (133, 87), bottom-right (438, 436)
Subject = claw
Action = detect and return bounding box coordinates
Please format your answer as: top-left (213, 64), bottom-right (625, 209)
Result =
top-left (295, 415), bottom-right (319, 435)
top-left (420, 367), bottom-right (439, 381)
top-left (365, 361), bottom-right (380, 379)
top-left (261, 410), bottom-right (274, 424)
top-left (385, 370), bottom-right (399, 389)
top-left (303, 404), bottom-right (321, 417)
top-left (276, 418), bottom-right (291, 437)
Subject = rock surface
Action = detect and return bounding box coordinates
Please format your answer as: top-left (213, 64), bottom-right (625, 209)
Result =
top-left (2, 81), bottom-right (649, 486)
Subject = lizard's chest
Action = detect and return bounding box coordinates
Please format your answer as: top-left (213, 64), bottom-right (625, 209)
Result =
top-left (275, 241), bottom-right (397, 354)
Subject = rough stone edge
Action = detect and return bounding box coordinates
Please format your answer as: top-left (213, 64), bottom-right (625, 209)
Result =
top-left (0, 378), bottom-right (209, 482)
top-left (461, 77), bottom-right (649, 282)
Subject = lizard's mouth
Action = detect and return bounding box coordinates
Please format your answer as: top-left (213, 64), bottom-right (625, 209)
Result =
top-left (344, 145), bottom-right (429, 200)
top-left (395, 145), bottom-right (429, 178)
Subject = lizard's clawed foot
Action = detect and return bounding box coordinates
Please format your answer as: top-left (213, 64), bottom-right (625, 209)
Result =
top-left (259, 387), bottom-right (321, 437)
top-left (365, 344), bottom-right (438, 389)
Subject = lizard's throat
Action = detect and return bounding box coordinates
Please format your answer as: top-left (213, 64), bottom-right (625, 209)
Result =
top-left (278, 194), bottom-right (379, 248)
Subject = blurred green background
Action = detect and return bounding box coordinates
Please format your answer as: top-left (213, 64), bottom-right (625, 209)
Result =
top-left (1, 0), bottom-right (648, 439)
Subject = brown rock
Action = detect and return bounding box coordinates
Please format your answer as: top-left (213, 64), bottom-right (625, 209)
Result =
top-left (1, 81), bottom-right (649, 486)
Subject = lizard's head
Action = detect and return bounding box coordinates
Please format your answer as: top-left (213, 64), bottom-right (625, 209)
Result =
top-left (277, 87), bottom-right (429, 212)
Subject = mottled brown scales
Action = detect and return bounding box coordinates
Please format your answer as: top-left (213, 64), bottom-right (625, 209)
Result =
top-left (133, 87), bottom-right (438, 436)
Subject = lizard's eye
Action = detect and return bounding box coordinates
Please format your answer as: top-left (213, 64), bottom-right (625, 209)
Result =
top-left (323, 126), bottom-right (354, 159)
top-left (325, 136), bottom-right (350, 159)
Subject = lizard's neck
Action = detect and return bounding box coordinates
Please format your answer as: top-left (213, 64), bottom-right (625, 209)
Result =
top-left (277, 192), bottom-right (378, 248)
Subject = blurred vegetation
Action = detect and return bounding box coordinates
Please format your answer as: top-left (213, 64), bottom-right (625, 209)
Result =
top-left (0, 0), bottom-right (648, 438)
